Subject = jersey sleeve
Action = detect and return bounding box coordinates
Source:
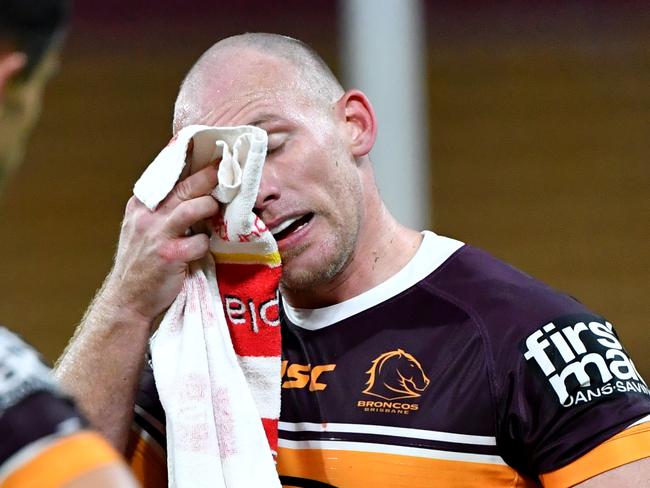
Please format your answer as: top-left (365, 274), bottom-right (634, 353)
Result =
top-left (126, 358), bottom-right (168, 488)
top-left (540, 417), bottom-right (650, 487)
top-left (0, 327), bottom-right (122, 487)
top-left (493, 313), bottom-right (650, 483)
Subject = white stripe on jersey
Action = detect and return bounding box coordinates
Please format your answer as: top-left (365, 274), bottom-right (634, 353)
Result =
top-left (134, 404), bottom-right (165, 435)
top-left (278, 438), bottom-right (507, 465)
top-left (278, 421), bottom-right (496, 446)
top-left (629, 414), bottom-right (650, 428)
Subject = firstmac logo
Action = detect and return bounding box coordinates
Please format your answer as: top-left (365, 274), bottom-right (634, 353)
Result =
top-left (522, 315), bottom-right (648, 407)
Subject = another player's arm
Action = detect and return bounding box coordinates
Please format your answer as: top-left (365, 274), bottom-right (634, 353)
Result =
top-left (574, 457), bottom-right (650, 487)
top-left (54, 165), bottom-right (219, 451)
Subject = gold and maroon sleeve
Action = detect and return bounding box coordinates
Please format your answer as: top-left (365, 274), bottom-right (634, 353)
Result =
top-left (540, 421), bottom-right (650, 487)
top-left (1, 431), bottom-right (121, 488)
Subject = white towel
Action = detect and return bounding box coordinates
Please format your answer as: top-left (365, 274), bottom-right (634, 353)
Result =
top-left (134, 125), bottom-right (282, 488)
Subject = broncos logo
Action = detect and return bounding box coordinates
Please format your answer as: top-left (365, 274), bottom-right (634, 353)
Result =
top-left (362, 349), bottom-right (430, 400)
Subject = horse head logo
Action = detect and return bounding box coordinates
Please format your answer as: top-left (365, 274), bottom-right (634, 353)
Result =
top-left (362, 349), bottom-right (430, 400)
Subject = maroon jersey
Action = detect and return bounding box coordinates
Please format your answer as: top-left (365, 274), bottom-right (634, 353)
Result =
top-left (131, 232), bottom-right (650, 487)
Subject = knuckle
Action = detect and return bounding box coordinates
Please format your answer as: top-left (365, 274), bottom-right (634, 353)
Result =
top-left (125, 196), bottom-right (139, 212)
top-left (158, 240), bottom-right (182, 263)
top-left (123, 197), bottom-right (158, 234)
top-left (158, 235), bottom-right (209, 263)
top-left (132, 210), bottom-right (153, 234)
top-left (174, 178), bottom-right (193, 201)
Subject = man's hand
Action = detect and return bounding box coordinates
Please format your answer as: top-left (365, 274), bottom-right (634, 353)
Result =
top-left (103, 164), bottom-right (219, 323)
top-left (55, 164), bottom-right (219, 450)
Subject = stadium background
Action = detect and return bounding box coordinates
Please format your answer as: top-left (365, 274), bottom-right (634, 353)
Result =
top-left (0, 1), bottom-right (648, 378)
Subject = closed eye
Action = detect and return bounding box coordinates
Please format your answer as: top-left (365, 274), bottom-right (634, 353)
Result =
top-left (267, 143), bottom-right (284, 156)
top-left (267, 132), bottom-right (288, 157)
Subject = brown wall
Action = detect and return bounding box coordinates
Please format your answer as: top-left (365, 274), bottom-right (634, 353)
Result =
top-left (0, 3), bottom-right (647, 376)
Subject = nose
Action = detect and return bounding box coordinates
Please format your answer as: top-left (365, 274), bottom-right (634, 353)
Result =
top-left (254, 163), bottom-right (281, 211)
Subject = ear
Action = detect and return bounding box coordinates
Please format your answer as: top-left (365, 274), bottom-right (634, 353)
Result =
top-left (335, 89), bottom-right (377, 158)
top-left (0, 52), bottom-right (26, 98)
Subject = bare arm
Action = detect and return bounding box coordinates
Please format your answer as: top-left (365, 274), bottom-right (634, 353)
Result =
top-left (574, 457), bottom-right (650, 487)
top-left (54, 165), bottom-right (219, 451)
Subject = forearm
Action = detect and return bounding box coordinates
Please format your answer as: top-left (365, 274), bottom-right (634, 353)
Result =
top-left (55, 166), bottom-right (218, 452)
top-left (54, 278), bottom-right (153, 452)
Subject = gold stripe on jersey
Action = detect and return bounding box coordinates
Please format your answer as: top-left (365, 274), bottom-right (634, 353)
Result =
top-left (1, 431), bottom-right (120, 488)
top-left (540, 421), bottom-right (650, 487)
top-left (126, 428), bottom-right (167, 488)
top-left (277, 445), bottom-right (535, 487)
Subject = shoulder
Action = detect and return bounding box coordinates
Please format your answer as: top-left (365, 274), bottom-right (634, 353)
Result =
top-left (425, 242), bottom-right (590, 342)
top-left (0, 326), bottom-right (58, 417)
top-left (423, 243), bottom-right (650, 478)
top-left (0, 326), bottom-right (74, 445)
top-left (0, 327), bottom-right (130, 486)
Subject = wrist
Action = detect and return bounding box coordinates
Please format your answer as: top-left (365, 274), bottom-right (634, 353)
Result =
top-left (91, 275), bottom-right (157, 332)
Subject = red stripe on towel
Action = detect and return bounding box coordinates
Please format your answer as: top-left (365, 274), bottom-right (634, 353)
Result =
top-left (261, 418), bottom-right (279, 455)
top-left (215, 262), bottom-right (282, 358)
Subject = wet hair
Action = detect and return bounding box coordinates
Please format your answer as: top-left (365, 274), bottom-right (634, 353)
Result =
top-left (174, 33), bottom-right (344, 132)
top-left (0, 0), bottom-right (70, 79)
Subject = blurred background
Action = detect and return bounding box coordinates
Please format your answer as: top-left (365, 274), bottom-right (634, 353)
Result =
top-left (0, 1), bottom-right (648, 378)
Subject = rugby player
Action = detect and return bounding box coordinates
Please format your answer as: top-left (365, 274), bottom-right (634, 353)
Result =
top-left (56, 33), bottom-right (650, 487)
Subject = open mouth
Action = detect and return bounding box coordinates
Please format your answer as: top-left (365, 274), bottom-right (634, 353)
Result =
top-left (270, 213), bottom-right (314, 241)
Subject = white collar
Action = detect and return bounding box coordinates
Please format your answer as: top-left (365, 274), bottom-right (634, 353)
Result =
top-left (282, 231), bottom-right (464, 331)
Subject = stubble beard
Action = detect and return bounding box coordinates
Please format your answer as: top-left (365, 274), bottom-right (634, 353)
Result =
top-left (278, 152), bottom-right (364, 300)
top-left (279, 212), bottom-right (360, 295)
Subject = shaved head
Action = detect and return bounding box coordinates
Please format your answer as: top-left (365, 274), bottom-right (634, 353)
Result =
top-left (173, 33), bottom-right (344, 133)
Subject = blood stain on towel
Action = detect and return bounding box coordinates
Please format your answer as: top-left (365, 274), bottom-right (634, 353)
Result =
top-left (176, 373), bottom-right (211, 452)
top-left (212, 386), bottom-right (237, 458)
top-left (195, 273), bottom-right (215, 322)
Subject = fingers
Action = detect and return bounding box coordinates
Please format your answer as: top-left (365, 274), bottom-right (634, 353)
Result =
top-left (164, 165), bottom-right (218, 209)
top-left (159, 233), bottom-right (210, 263)
top-left (107, 164), bottom-right (220, 322)
top-left (165, 195), bottom-right (219, 236)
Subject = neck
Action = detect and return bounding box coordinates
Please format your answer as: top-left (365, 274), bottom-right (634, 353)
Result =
top-left (283, 175), bottom-right (423, 309)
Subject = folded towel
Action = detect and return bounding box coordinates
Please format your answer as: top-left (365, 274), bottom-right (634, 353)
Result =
top-left (134, 125), bottom-right (282, 488)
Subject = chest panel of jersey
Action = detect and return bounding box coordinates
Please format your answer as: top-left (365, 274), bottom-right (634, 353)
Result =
top-left (277, 285), bottom-right (534, 487)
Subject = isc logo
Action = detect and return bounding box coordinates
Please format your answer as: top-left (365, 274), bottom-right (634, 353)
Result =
top-left (281, 361), bottom-right (336, 391)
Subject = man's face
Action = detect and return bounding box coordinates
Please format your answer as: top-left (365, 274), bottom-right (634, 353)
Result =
top-left (0, 46), bottom-right (59, 188)
top-left (196, 49), bottom-right (363, 293)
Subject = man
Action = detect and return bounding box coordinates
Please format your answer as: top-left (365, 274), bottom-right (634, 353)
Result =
top-left (0, 1), bottom-right (139, 485)
top-left (55, 33), bottom-right (650, 487)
